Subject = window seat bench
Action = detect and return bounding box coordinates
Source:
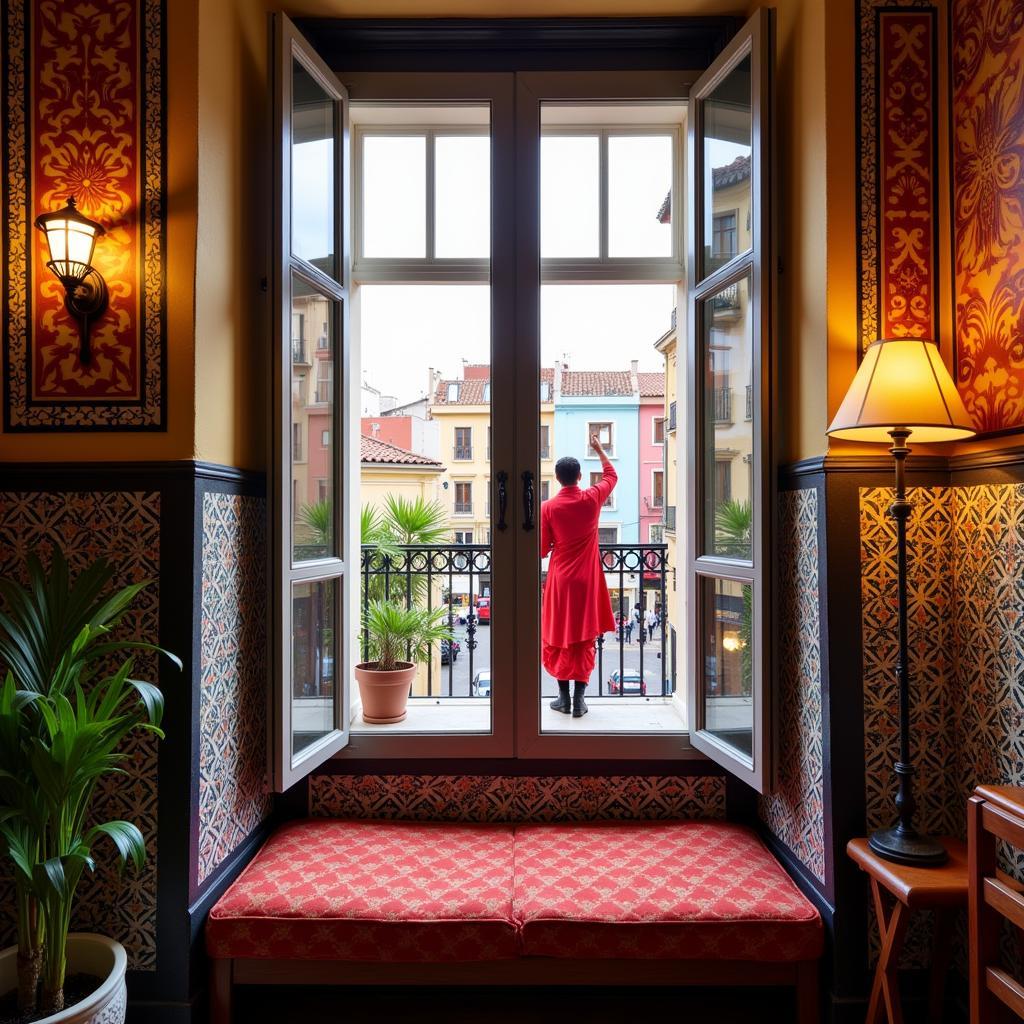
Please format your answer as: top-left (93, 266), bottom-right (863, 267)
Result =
top-left (207, 818), bottom-right (822, 1022)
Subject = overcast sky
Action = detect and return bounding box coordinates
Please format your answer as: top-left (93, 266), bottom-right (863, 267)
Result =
top-left (294, 131), bottom-right (748, 405)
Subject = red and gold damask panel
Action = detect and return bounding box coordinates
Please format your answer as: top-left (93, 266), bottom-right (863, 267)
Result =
top-left (858, 2), bottom-right (939, 355)
top-left (952, 0), bottom-right (1024, 434)
top-left (2, 0), bottom-right (165, 431)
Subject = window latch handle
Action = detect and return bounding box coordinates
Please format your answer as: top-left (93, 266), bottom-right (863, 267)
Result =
top-left (522, 470), bottom-right (535, 531)
top-left (496, 471), bottom-right (508, 531)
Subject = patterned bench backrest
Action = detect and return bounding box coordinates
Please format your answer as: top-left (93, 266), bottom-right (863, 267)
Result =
top-left (310, 774), bottom-right (726, 823)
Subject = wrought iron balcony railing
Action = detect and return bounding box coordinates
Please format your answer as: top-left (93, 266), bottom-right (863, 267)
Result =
top-left (745, 383), bottom-right (753, 421)
top-left (454, 445), bottom-right (473, 460)
top-left (713, 386), bottom-right (732, 424)
top-left (358, 542), bottom-right (672, 699)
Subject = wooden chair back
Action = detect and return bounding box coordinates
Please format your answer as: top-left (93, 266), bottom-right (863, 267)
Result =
top-left (970, 785), bottom-right (1024, 1022)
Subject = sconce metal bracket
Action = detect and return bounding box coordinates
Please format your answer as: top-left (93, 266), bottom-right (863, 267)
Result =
top-left (56, 265), bottom-right (108, 366)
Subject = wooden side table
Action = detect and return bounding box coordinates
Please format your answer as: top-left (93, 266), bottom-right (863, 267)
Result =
top-left (847, 837), bottom-right (968, 1024)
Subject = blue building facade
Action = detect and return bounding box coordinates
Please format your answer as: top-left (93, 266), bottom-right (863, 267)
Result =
top-left (552, 368), bottom-right (640, 544)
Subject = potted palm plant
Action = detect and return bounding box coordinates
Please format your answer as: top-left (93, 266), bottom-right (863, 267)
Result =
top-left (0, 552), bottom-right (179, 1022)
top-left (355, 600), bottom-right (452, 724)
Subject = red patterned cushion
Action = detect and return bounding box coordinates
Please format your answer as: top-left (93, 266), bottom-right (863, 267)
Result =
top-left (513, 821), bottom-right (822, 961)
top-left (207, 819), bottom-right (518, 961)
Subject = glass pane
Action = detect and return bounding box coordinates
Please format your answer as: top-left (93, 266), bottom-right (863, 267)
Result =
top-left (363, 136), bottom-right (426, 257)
top-left (291, 59), bottom-right (336, 276)
top-left (699, 576), bottom-right (752, 759)
top-left (292, 577), bottom-right (337, 755)
top-left (292, 275), bottom-right (335, 561)
top-left (702, 273), bottom-right (753, 561)
top-left (436, 135), bottom-right (490, 258)
top-left (354, 284), bottom-right (492, 735)
top-left (541, 135), bottom-right (599, 258)
top-left (702, 55), bottom-right (752, 278)
top-left (539, 284), bottom-right (681, 735)
top-left (608, 135), bottom-right (673, 257)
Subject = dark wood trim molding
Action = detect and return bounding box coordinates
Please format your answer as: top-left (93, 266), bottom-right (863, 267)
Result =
top-left (782, 446), bottom-right (1024, 484)
top-left (295, 16), bottom-right (744, 73)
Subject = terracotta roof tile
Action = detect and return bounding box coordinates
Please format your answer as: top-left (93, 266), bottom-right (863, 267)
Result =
top-left (713, 154), bottom-right (751, 189)
top-left (560, 370), bottom-right (635, 397)
top-left (637, 372), bottom-right (665, 397)
top-left (434, 369), bottom-right (555, 404)
top-left (361, 435), bottom-right (442, 467)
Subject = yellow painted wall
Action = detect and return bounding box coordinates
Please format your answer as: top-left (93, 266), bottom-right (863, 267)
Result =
top-left (361, 466), bottom-right (444, 510)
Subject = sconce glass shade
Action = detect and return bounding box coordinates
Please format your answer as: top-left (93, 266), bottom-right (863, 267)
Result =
top-left (34, 196), bottom-right (105, 286)
top-left (827, 338), bottom-right (976, 443)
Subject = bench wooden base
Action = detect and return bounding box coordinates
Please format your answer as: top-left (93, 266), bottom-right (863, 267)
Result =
top-left (211, 957), bottom-right (819, 1023)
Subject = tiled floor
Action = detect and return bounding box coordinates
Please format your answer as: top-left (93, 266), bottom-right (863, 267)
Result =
top-left (234, 985), bottom-right (796, 1023)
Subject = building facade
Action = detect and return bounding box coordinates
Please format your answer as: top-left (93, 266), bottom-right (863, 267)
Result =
top-left (638, 372), bottom-right (667, 545)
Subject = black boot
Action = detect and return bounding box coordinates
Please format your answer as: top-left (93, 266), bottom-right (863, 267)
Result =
top-left (550, 680), bottom-right (571, 714)
top-left (572, 682), bottom-right (588, 718)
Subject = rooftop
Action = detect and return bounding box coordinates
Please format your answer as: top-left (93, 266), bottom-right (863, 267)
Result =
top-left (361, 435), bottom-right (442, 467)
top-left (560, 370), bottom-right (635, 398)
top-left (637, 372), bottom-right (665, 398)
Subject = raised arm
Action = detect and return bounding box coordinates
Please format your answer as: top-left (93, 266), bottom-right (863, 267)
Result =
top-left (587, 433), bottom-right (617, 504)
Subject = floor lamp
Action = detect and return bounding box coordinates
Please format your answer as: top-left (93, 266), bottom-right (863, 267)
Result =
top-left (827, 338), bottom-right (975, 866)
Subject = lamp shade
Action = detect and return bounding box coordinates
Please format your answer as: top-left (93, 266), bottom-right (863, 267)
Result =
top-left (34, 196), bottom-right (104, 287)
top-left (827, 338), bottom-right (975, 443)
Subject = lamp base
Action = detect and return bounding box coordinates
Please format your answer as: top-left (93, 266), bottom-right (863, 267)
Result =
top-left (868, 827), bottom-right (947, 867)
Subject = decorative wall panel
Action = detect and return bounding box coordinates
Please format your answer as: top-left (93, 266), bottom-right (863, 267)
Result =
top-left (2, 0), bottom-right (165, 430)
top-left (0, 491), bottom-right (161, 970)
top-left (857, 1), bottom-right (938, 355)
top-left (197, 491), bottom-right (271, 887)
top-left (952, 0), bottom-right (1024, 434)
top-left (759, 489), bottom-right (825, 884)
top-left (310, 774), bottom-right (727, 823)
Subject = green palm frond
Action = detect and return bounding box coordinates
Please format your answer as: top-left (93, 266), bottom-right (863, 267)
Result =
top-left (363, 600), bottom-right (452, 673)
top-left (382, 494), bottom-right (450, 546)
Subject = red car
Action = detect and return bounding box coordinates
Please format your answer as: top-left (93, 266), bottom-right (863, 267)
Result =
top-left (475, 597), bottom-right (490, 624)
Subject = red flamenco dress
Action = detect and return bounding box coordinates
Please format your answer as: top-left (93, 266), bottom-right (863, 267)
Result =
top-left (540, 461), bottom-right (617, 683)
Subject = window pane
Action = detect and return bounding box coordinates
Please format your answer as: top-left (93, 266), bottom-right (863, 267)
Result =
top-left (292, 276), bottom-right (335, 562)
top-left (436, 135), bottom-right (490, 258)
top-left (292, 59), bottom-right (336, 276)
top-left (363, 136), bottom-right (426, 257)
top-left (292, 578), bottom-right (337, 755)
top-left (608, 135), bottom-right (673, 257)
top-left (702, 273), bottom-right (753, 561)
top-left (699, 576), bottom-right (753, 761)
top-left (702, 56), bottom-right (752, 278)
top-left (541, 135), bottom-right (599, 257)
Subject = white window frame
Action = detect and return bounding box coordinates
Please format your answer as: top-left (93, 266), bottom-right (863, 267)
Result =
top-left (650, 467), bottom-right (665, 508)
top-left (453, 480), bottom-right (473, 516)
top-left (649, 523), bottom-right (665, 543)
top-left (597, 525), bottom-right (620, 544)
top-left (353, 123), bottom-right (491, 282)
top-left (585, 420), bottom-right (616, 459)
top-left (540, 124), bottom-right (684, 281)
top-left (652, 415), bottom-right (666, 445)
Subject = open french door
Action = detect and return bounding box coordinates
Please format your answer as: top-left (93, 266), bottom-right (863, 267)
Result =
top-left (684, 9), bottom-right (776, 791)
top-left (270, 14), bottom-right (353, 790)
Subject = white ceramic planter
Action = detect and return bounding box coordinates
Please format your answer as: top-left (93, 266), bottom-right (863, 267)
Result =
top-left (0, 934), bottom-right (127, 1024)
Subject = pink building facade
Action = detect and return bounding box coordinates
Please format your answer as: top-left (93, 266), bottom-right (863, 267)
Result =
top-left (637, 373), bottom-right (666, 543)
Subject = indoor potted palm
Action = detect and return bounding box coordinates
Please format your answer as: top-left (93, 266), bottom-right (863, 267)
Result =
top-left (355, 600), bottom-right (452, 724)
top-left (0, 552), bottom-right (179, 1022)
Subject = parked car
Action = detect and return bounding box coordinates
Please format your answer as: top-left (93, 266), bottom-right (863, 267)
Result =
top-left (441, 638), bottom-right (460, 665)
top-left (607, 670), bottom-right (647, 696)
top-left (471, 669), bottom-right (491, 697)
top-left (475, 597), bottom-right (490, 624)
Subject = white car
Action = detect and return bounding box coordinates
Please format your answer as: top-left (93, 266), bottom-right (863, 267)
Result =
top-left (471, 669), bottom-right (491, 697)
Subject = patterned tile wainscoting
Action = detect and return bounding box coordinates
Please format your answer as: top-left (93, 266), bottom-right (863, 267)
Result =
top-left (310, 774), bottom-right (727, 823)
top-left (759, 488), bottom-right (825, 885)
top-left (860, 482), bottom-right (1024, 968)
top-left (197, 491), bottom-right (272, 888)
top-left (0, 491), bottom-right (162, 970)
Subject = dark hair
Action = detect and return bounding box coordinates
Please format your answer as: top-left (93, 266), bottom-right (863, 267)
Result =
top-left (555, 456), bottom-right (581, 486)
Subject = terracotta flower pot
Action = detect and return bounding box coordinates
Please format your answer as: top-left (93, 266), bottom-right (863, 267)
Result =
top-left (354, 662), bottom-right (416, 724)
top-left (0, 934), bottom-right (127, 1024)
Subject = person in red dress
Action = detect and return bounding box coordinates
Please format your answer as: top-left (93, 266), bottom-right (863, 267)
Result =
top-left (540, 433), bottom-right (617, 718)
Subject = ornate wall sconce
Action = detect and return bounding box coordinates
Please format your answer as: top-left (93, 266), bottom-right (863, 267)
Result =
top-left (34, 196), bottom-right (108, 366)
